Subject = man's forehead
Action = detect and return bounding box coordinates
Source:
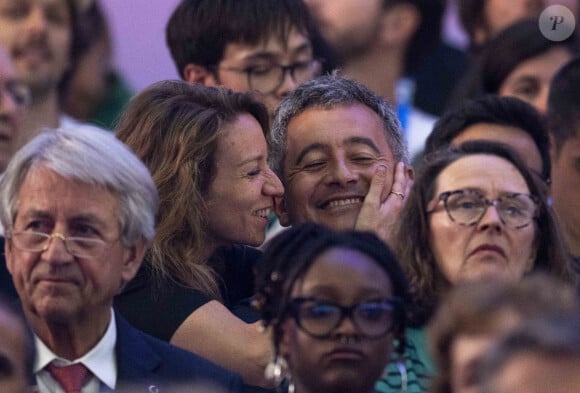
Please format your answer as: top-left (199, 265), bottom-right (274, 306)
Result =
top-left (286, 104), bottom-right (391, 148)
top-left (221, 27), bottom-right (311, 62)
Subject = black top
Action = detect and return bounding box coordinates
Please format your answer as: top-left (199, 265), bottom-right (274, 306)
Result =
top-left (0, 237), bottom-right (19, 303)
top-left (114, 245), bottom-right (261, 341)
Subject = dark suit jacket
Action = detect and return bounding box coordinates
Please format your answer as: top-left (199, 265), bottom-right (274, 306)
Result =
top-left (113, 311), bottom-right (243, 393)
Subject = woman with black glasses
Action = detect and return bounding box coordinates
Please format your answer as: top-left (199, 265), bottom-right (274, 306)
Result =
top-left (253, 222), bottom-right (409, 393)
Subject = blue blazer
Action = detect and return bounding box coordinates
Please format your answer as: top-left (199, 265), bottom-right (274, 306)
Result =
top-left (114, 311), bottom-right (243, 393)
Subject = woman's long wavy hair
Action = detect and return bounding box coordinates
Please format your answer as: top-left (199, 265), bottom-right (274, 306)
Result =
top-left (116, 80), bottom-right (269, 299)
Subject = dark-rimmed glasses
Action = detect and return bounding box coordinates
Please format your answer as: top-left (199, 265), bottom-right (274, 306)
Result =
top-left (213, 59), bottom-right (321, 94)
top-left (288, 297), bottom-right (399, 339)
top-left (428, 189), bottom-right (539, 229)
top-left (8, 231), bottom-right (111, 258)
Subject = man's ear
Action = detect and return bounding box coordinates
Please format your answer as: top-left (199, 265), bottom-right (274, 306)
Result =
top-left (274, 196), bottom-right (291, 227)
top-left (182, 63), bottom-right (218, 86)
top-left (379, 3), bottom-right (421, 48)
top-left (120, 238), bottom-right (148, 286)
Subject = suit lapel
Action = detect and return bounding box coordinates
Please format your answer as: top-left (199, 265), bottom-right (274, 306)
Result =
top-left (114, 311), bottom-right (162, 381)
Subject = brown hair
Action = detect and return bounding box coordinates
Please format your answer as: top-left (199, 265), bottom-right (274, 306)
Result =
top-left (116, 80), bottom-right (269, 299)
top-left (428, 274), bottom-right (580, 393)
top-left (396, 140), bottom-right (574, 325)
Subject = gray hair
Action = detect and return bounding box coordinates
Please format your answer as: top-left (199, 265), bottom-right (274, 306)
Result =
top-left (269, 74), bottom-right (408, 179)
top-left (0, 126), bottom-right (159, 246)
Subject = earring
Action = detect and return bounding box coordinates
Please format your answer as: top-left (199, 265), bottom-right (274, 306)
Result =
top-left (287, 375), bottom-right (295, 393)
top-left (397, 358), bottom-right (408, 393)
top-left (264, 355), bottom-right (288, 386)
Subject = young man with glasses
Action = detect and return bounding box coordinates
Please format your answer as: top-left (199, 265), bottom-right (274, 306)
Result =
top-left (166, 0), bottom-right (328, 118)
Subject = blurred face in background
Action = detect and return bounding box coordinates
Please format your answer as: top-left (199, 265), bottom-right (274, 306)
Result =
top-left (0, 44), bottom-right (26, 172)
top-left (451, 124), bottom-right (544, 180)
top-left (549, 131), bottom-right (580, 256)
top-left (475, 0), bottom-right (543, 44)
top-left (304, 0), bottom-right (383, 59)
top-left (0, 0), bottom-right (72, 97)
top-left (498, 47), bottom-right (573, 114)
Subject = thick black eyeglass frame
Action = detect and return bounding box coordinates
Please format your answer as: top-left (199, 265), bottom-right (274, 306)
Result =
top-left (210, 58), bottom-right (322, 94)
top-left (287, 296), bottom-right (400, 340)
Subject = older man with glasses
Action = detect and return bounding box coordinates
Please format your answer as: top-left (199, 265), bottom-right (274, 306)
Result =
top-left (0, 126), bottom-right (247, 393)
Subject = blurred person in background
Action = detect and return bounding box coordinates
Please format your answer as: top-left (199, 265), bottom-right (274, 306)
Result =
top-left (63, 0), bottom-right (132, 129)
top-left (548, 57), bottom-right (580, 276)
top-left (479, 313), bottom-right (580, 393)
top-left (424, 95), bottom-right (550, 188)
top-left (0, 43), bottom-right (28, 302)
top-left (428, 274), bottom-right (580, 393)
top-left (0, 295), bottom-right (35, 393)
top-left (447, 20), bottom-right (578, 114)
top-left (0, 0), bottom-right (85, 147)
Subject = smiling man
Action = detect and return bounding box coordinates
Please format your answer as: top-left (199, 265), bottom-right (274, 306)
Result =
top-left (166, 0), bottom-right (327, 118)
top-left (0, 0), bottom-right (83, 149)
top-left (270, 74), bottom-right (413, 245)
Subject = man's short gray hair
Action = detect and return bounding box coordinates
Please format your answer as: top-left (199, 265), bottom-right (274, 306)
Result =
top-left (269, 74), bottom-right (408, 180)
top-left (0, 126), bottom-right (159, 246)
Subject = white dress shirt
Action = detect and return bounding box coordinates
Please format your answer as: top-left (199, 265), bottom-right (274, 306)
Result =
top-left (34, 309), bottom-right (118, 393)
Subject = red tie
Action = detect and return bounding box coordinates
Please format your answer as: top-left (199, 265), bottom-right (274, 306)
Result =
top-left (46, 363), bottom-right (90, 393)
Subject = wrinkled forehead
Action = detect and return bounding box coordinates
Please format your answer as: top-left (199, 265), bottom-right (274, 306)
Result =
top-left (435, 154), bottom-right (530, 196)
top-left (287, 103), bottom-right (393, 155)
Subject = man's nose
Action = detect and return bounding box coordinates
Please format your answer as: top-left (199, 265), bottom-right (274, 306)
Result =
top-left (41, 234), bottom-right (74, 264)
top-left (325, 160), bottom-right (359, 186)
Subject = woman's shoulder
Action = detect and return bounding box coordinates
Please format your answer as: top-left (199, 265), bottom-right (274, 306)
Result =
top-left (115, 264), bottom-right (213, 341)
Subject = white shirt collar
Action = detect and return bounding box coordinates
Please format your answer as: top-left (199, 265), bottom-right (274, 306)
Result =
top-left (34, 308), bottom-right (118, 390)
